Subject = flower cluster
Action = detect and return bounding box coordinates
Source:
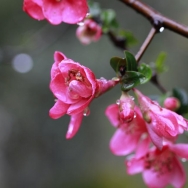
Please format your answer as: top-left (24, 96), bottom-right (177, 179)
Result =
top-left (23, 0), bottom-right (88, 25)
top-left (49, 51), bottom-right (118, 139)
top-left (106, 89), bottom-right (188, 187)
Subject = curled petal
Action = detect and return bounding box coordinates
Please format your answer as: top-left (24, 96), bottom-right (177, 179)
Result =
top-left (49, 100), bottom-right (69, 119)
top-left (67, 98), bottom-right (91, 115)
top-left (23, 0), bottom-right (44, 20)
top-left (66, 112), bottom-right (83, 139)
top-left (146, 123), bottom-right (163, 150)
top-left (69, 80), bottom-right (92, 98)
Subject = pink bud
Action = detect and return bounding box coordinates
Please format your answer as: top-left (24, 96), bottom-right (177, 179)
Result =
top-left (118, 92), bottom-right (135, 123)
top-left (164, 97), bottom-right (180, 111)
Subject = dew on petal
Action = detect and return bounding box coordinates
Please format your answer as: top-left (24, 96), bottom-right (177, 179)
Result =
top-left (181, 158), bottom-right (187, 162)
top-left (77, 21), bottom-right (85, 26)
top-left (116, 100), bottom-right (121, 105)
top-left (83, 107), bottom-right (90, 116)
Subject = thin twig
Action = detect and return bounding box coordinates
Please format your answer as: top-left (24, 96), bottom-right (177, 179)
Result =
top-left (135, 27), bottom-right (156, 63)
top-left (119, 0), bottom-right (188, 38)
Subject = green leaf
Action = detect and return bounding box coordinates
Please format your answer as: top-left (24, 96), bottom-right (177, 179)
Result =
top-left (110, 57), bottom-right (126, 74)
top-left (138, 63), bottom-right (152, 84)
top-left (155, 52), bottom-right (168, 73)
top-left (100, 9), bottom-right (119, 33)
top-left (118, 30), bottom-right (138, 46)
top-left (172, 88), bottom-right (188, 115)
top-left (124, 51), bottom-right (137, 71)
top-left (121, 71), bottom-right (145, 91)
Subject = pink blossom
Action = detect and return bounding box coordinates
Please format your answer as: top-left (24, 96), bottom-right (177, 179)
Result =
top-left (23, 0), bottom-right (88, 25)
top-left (106, 104), bottom-right (150, 157)
top-left (126, 143), bottom-right (188, 188)
top-left (50, 51), bottom-right (117, 139)
top-left (76, 19), bottom-right (102, 45)
top-left (164, 97), bottom-right (180, 111)
top-left (134, 89), bottom-right (188, 149)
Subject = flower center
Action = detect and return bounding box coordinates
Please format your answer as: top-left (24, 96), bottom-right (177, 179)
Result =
top-left (144, 149), bottom-right (174, 175)
top-left (66, 69), bottom-right (84, 84)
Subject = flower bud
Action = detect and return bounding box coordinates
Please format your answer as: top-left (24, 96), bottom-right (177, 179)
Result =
top-left (118, 92), bottom-right (135, 123)
top-left (164, 97), bottom-right (180, 111)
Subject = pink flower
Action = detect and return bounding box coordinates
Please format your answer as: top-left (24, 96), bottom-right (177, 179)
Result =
top-left (106, 104), bottom-right (150, 157)
top-left (126, 143), bottom-right (188, 188)
top-left (23, 0), bottom-right (88, 25)
top-left (76, 19), bottom-right (102, 45)
top-left (50, 51), bottom-right (117, 139)
top-left (134, 89), bottom-right (188, 149)
top-left (164, 97), bottom-right (180, 111)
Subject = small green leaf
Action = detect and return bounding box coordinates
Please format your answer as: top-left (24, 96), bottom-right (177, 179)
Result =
top-left (118, 30), bottom-right (138, 46)
top-left (124, 51), bottom-right (137, 71)
top-left (155, 52), bottom-right (168, 73)
top-left (172, 88), bottom-right (188, 115)
top-left (110, 57), bottom-right (126, 74)
top-left (121, 71), bottom-right (145, 91)
top-left (100, 9), bottom-right (119, 33)
top-left (138, 63), bottom-right (152, 84)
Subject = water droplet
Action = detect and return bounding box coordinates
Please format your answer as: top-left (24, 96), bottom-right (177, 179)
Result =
top-left (83, 107), bottom-right (90, 116)
top-left (122, 82), bottom-right (134, 89)
top-left (182, 158), bottom-right (186, 162)
top-left (112, 77), bottom-right (120, 81)
top-left (77, 21), bottom-right (84, 26)
top-left (159, 27), bottom-right (164, 33)
top-left (116, 100), bottom-right (121, 105)
top-left (86, 13), bottom-right (90, 18)
top-left (131, 96), bottom-right (135, 101)
top-left (134, 112), bottom-right (137, 118)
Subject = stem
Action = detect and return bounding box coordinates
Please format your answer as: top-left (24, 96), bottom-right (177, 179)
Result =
top-left (118, 0), bottom-right (188, 38)
top-left (135, 27), bottom-right (156, 63)
top-left (151, 74), bottom-right (167, 94)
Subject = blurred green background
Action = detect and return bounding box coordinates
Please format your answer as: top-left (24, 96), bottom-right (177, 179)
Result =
top-left (0, 0), bottom-right (188, 187)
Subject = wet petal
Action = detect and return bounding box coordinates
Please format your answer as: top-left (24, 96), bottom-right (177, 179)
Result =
top-left (49, 100), bottom-right (69, 119)
top-left (69, 80), bottom-right (92, 98)
top-left (110, 129), bottom-right (140, 156)
top-left (105, 104), bottom-right (119, 127)
top-left (66, 112), bottom-right (83, 139)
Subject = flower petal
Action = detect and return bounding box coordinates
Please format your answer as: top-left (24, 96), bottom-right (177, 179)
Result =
top-left (126, 158), bottom-right (145, 175)
top-left (23, 0), bottom-right (44, 20)
top-left (146, 123), bottom-right (163, 149)
top-left (170, 143), bottom-right (188, 159)
top-left (110, 128), bottom-right (140, 156)
top-left (170, 157), bottom-right (186, 188)
top-left (49, 99), bottom-right (69, 119)
top-left (50, 74), bottom-right (80, 104)
top-left (66, 112), bottom-right (83, 139)
top-left (143, 168), bottom-right (171, 188)
top-left (105, 104), bottom-right (119, 127)
top-left (69, 80), bottom-right (92, 98)
top-left (67, 98), bottom-right (92, 115)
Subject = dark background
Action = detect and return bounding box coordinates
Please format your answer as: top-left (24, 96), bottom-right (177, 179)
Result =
top-left (0, 0), bottom-right (188, 187)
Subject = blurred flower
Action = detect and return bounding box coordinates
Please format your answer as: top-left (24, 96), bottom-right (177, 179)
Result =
top-left (126, 143), bottom-right (188, 188)
top-left (23, 0), bottom-right (88, 25)
top-left (164, 97), bottom-right (180, 111)
top-left (106, 104), bottom-right (150, 157)
top-left (134, 89), bottom-right (188, 149)
top-left (50, 51), bottom-right (117, 139)
top-left (76, 19), bottom-right (102, 45)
